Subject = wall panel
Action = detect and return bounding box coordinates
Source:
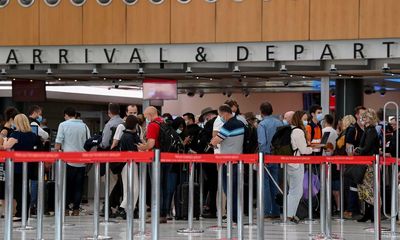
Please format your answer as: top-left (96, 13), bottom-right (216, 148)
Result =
top-left (40, 0), bottom-right (83, 45)
top-left (310, 0), bottom-right (359, 40)
top-left (171, 0), bottom-right (215, 43)
top-left (127, 0), bottom-right (170, 44)
top-left (263, 0), bottom-right (310, 41)
top-left (83, 0), bottom-right (126, 45)
top-left (216, 0), bottom-right (262, 43)
top-left (0, 0), bottom-right (39, 46)
top-left (360, 0), bottom-right (400, 38)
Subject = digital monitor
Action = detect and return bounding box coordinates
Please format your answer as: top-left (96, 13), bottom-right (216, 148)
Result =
top-left (12, 80), bottom-right (46, 102)
top-left (143, 79), bottom-right (177, 100)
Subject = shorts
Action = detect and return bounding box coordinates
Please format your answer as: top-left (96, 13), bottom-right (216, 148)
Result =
top-left (332, 180), bottom-right (340, 191)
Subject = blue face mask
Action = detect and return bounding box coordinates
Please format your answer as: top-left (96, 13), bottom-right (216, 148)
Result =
top-left (36, 115), bottom-right (43, 123)
top-left (316, 113), bottom-right (323, 122)
top-left (282, 120), bottom-right (289, 126)
top-left (11, 124), bottom-right (16, 130)
top-left (220, 116), bottom-right (226, 123)
top-left (303, 120), bottom-right (308, 127)
top-left (146, 119), bottom-right (151, 125)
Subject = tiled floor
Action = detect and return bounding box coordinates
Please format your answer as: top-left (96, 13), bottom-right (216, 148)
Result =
top-left (0, 211), bottom-right (392, 240)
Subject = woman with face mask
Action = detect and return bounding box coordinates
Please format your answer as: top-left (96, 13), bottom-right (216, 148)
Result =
top-left (287, 111), bottom-right (314, 223)
top-left (353, 109), bottom-right (380, 223)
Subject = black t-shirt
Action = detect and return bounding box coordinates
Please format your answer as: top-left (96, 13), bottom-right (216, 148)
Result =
top-left (197, 117), bottom-right (217, 153)
top-left (185, 124), bottom-right (202, 153)
top-left (346, 123), bottom-right (364, 148)
top-left (119, 130), bottom-right (141, 151)
top-left (10, 131), bottom-right (41, 175)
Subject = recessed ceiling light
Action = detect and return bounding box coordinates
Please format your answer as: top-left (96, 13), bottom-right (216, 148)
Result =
top-left (30, 80), bottom-right (33, 82)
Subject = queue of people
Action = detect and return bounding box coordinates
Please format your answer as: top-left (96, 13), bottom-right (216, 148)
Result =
top-left (0, 100), bottom-right (398, 229)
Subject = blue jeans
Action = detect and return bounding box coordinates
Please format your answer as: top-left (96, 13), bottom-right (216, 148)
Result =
top-left (264, 164), bottom-right (280, 216)
top-left (161, 164), bottom-right (177, 217)
top-left (30, 180), bottom-right (38, 208)
top-left (223, 164), bottom-right (238, 223)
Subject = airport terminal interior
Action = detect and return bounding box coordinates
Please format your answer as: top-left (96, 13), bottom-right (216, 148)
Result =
top-left (0, 0), bottom-right (400, 239)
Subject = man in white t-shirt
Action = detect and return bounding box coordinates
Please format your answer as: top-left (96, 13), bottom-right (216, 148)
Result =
top-left (109, 105), bottom-right (142, 218)
top-left (212, 100), bottom-right (247, 153)
top-left (322, 114), bottom-right (338, 156)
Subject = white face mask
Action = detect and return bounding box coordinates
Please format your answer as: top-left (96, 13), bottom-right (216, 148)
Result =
top-left (176, 129), bottom-right (182, 134)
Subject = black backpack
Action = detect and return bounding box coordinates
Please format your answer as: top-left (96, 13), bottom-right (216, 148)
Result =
top-left (271, 125), bottom-right (299, 155)
top-left (154, 121), bottom-right (184, 153)
top-left (243, 125), bottom-right (258, 153)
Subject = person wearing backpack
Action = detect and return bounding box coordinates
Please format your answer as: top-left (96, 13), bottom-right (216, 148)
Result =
top-left (257, 102), bottom-right (283, 219)
top-left (288, 111), bottom-right (314, 223)
top-left (305, 105), bottom-right (323, 154)
top-left (138, 106), bottom-right (168, 223)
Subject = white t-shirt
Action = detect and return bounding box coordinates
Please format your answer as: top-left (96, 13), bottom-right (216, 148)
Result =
top-left (113, 123), bottom-right (144, 142)
top-left (322, 126), bottom-right (338, 156)
top-left (213, 116), bottom-right (224, 154)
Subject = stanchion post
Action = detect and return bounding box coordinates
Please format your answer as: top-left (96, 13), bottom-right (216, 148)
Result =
top-left (339, 164), bottom-right (344, 221)
top-left (248, 163), bottom-right (254, 225)
top-left (4, 158), bottom-right (14, 240)
top-left (283, 164), bottom-right (288, 224)
top-left (151, 149), bottom-right (161, 240)
top-left (94, 163), bottom-right (101, 238)
top-left (227, 161), bottom-right (233, 239)
top-left (320, 163), bottom-right (326, 236)
top-left (390, 160), bottom-right (398, 235)
top-left (55, 159), bottom-right (63, 240)
top-left (139, 162), bottom-right (147, 235)
top-left (217, 163), bottom-right (223, 228)
top-left (373, 155), bottom-right (381, 240)
top-left (308, 164), bottom-right (313, 222)
top-left (104, 162), bottom-right (111, 222)
top-left (200, 163), bottom-right (204, 217)
top-left (237, 161), bottom-right (244, 240)
top-left (127, 160), bottom-right (134, 240)
top-left (37, 161), bottom-right (45, 240)
top-left (326, 163), bottom-right (332, 238)
top-left (257, 152), bottom-right (265, 240)
top-left (15, 162), bottom-right (35, 231)
top-left (177, 162), bottom-right (203, 234)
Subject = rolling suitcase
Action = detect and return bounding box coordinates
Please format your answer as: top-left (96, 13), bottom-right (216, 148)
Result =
top-left (174, 182), bottom-right (200, 220)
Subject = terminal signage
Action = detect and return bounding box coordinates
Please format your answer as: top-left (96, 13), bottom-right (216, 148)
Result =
top-left (0, 39), bottom-right (399, 64)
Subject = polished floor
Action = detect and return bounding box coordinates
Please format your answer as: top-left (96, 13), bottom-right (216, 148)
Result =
top-left (0, 208), bottom-right (393, 240)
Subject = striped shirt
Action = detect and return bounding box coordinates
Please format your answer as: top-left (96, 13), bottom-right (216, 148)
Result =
top-left (217, 117), bottom-right (245, 154)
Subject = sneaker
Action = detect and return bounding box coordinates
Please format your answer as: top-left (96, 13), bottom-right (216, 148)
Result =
top-left (71, 210), bottom-right (80, 216)
top-left (64, 210), bottom-right (71, 216)
top-left (13, 217), bottom-right (22, 222)
top-left (115, 208), bottom-right (126, 220)
top-left (289, 216), bottom-right (300, 224)
top-left (30, 207), bottom-right (37, 217)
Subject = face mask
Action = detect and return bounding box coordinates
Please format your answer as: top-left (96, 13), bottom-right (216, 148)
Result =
top-left (221, 117), bottom-right (226, 123)
top-left (146, 119), bottom-right (151, 125)
top-left (282, 120), bottom-right (289, 126)
top-left (232, 112), bottom-right (236, 117)
top-left (11, 124), bottom-right (16, 130)
top-left (176, 129), bottom-right (182, 134)
top-left (303, 120), bottom-right (308, 127)
top-left (36, 116), bottom-right (43, 123)
top-left (316, 113), bottom-right (323, 122)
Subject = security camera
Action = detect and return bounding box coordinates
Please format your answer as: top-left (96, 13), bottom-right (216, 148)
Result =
top-left (185, 67), bottom-right (192, 74)
top-left (198, 90), bottom-right (204, 98)
top-left (380, 87), bottom-right (386, 96)
top-left (138, 68), bottom-right (144, 74)
top-left (46, 68), bottom-right (52, 75)
top-left (330, 64), bottom-right (337, 72)
top-left (280, 65), bottom-right (287, 72)
top-left (227, 92), bottom-right (232, 98)
top-left (382, 63), bottom-right (390, 72)
top-left (114, 85), bottom-right (119, 89)
top-left (283, 81), bottom-right (289, 87)
top-left (233, 66), bottom-right (240, 73)
top-left (243, 89), bottom-right (250, 97)
top-left (187, 91), bottom-right (195, 97)
top-left (1, 69), bottom-right (6, 75)
top-left (364, 85), bottom-right (375, 95)
top-left (92, 68), bottom-right (98, 74)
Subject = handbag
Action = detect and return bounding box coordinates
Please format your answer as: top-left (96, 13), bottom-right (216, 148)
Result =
top-left (303, 169), bottom-right (321, 199)
top-left (344, 164), bottom-right (367, 184)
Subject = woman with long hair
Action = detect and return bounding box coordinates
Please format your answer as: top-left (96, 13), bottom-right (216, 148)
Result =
top-left (354, 109), bottom-right (380, 222)
top-left (287, 111), bottom-right (314, 223)
top-left (3, 114), bottom-right (41, 221)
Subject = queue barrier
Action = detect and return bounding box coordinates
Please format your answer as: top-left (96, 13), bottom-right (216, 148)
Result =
top-left (0, 151), bottom-right (391, 240)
